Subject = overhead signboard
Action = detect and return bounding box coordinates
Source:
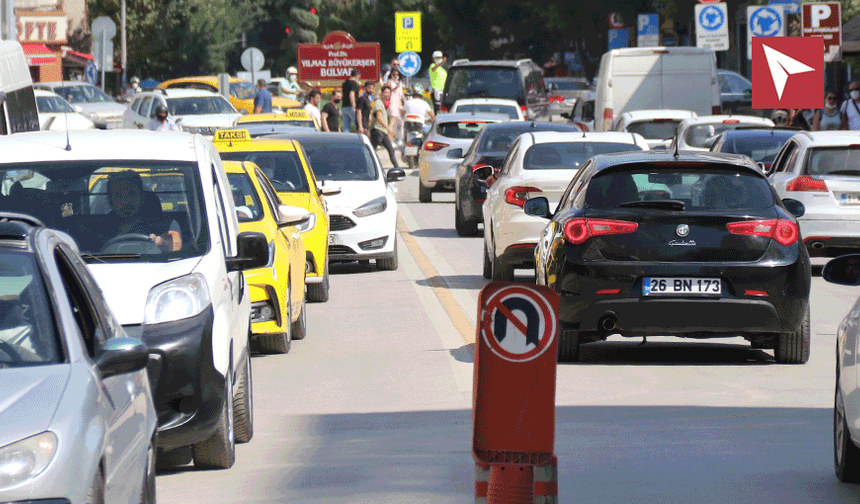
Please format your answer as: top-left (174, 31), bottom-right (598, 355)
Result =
top-left (638, 14), bottom-right (659, 47)
top-left (747, 5), bottom-right (786, 59)
top-left (297, 31), bottom-right (380, 87)
top-left (395, 11), bottom-right (421, 53)
top-left (802, 2), bottom-right (842, 61)
top-left (16, 12), bottom-right (68, 44)
top-left (769, 0), bottom-right (801, 15)
top-left (695, 2), bottom-right (729, 51)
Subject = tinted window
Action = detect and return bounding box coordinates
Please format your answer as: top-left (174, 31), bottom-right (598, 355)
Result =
top-left (227, 172), bottom-right (264, 222)
top-left (445, 67), bottom-right (521, 106)
top-left (477, 129), bottom-right (517, 152)
top-left (219, 151), bottom-right (309, 192)
top-left (523, 142), bottom-right (643, 170)
top-left (453, 103), bottom-right (519, 120)
top-left (805, 147), bottom-right (860, 176)
top-left (717, 133), bottom-right (793, 163)
top-left (437, 120), bottom-right (494, 139)
top-left (625, 120), bottom-right (680, 140)
top-left (299, 142), bottom-right (378, 181)
top-left (230, 82), bottom-right (257, 100)
top-left (684, 122), bottom-right (766, 148)
top-left (36, 95), bottom-right (74, 113)
top-left (580, 100), bottom-right (595, 122)
top-left (53, 85), bottom-right (113, 104)
top-left (167, 96), bottom-right (235, 115)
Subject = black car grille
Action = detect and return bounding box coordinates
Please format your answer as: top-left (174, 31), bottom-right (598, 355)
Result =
top-left (329, 245), bottom-right (356, 255)
top-left (330, 215), bottom-right (356, 231)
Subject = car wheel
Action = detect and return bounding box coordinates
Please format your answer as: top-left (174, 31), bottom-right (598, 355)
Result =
top-left (455, 203), bottom-right (478, 237)
top-left (193, 363), bottom-right (236, 469)
top-left (141, 436), bottom-right (157, 504)
top-left (419, 181), bottom-right (432, 203)
top-left (557, 327), bottom-right (580, 362)
top-left (377, 236), bottom-right (399, 270)
top-left (85, 467), bottom-right (105, 504)
top-left (491, 248), bottom-right (513, 282)
top-left (307, 262), bottom-right (330, 302)
top-left (291, 291), bottom-right (307, 340)
top-left (233, 351), bottom-right (253, 444)
top-left (836, 385), bottom-right (860, 482)
top-left (482, 241), bottom-right (492, 280)
top-left (775, 308), bottom-right (810, 364)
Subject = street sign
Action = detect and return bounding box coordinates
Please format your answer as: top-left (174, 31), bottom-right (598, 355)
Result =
top-left (297, 31), bottom-right (381, 87)
top-left (695, 3), bottom-right (729, 51)
top-left (747, 5), bottom-right (786, 59)
top-left (608, 12), bottom-right (625, 29)
top-left (397, 51), bottom-right (421, 77)
top-left (473, 283), bottom-right (558, 463)
top-left (802, 2), bottom-right (842, 61)
top-left (91, 16), bottom-right (116, 40)
top-left (241, 47), bottom-right (264, 72)
top-left (84, 61), bottom-right (97, 85)
top-left (637, 13), bottom-right (659, 47)
top-left (769, 0), bottom-right (801, 15)
top-left (752, 36), bottom-right (823, 108)
top-left (608, 28), bottom-right (629, 50)
top-left (395, 11), bottom-right (421, 53)
top-left (92, 39), bottom-right (113, 71)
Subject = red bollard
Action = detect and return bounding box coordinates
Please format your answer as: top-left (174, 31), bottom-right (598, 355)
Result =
top-left (487, 464), bottom-right (534, 504)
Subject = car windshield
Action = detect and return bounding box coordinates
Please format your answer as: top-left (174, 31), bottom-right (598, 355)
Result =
top-left (626, 120), bottom-right (681, 140)
top-left (53, 85), bottom-right (114, 104)
top-left (167, 96), bottom-right (235, 115)
top-left (0, 161), bottom-right (209, 261)
top-left (684, 122), bottom-right (764, 148)
top-left (230, 82), bottom-right (257, 100)
top-left (437, 120), bottom-right (495, 139)
top-left (36, 95), bottom-right (74, 114)
top-left (446, 67), bottom-right (521, 104)
top-left (298, 141), bottom-right (378, 181)
top-left (227, 173), bottom-right (264, 222)
top-left (219, 151), bottom-right (310, 192)
top-left (524, 142), bottom-right (644, 170)
top-left (454, 104), bottom-right (519, 120)
top-left (805, 147), bottom-right (860, 176)
top-left (719, 133), bottom-right (794, 164)
top-left (0, 251), bottom-right (61, 367)
top-left (586, 166), bottom-right (774, 210)
top-left (242, 120), bottom-right (316, 129)
top-left (548, 80), bottom-right (589, 91)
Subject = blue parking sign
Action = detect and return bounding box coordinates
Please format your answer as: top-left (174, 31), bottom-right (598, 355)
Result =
top-left (608, 28), bottom-right (629, 50)
top-left (403, 17), bottom-right (413, 29)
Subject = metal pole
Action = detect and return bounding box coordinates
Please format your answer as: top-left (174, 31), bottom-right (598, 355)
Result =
top-left (121, 0), bottom-right (127, 87)
top-left (100, 30), bottom-right (106, 91)
top-left (4, 0), bottom-right (16, 40)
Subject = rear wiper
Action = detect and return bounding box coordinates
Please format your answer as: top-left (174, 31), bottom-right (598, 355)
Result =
top-left (827, 170), bottom-right (860, 176)
top-left (619, 199), bottom-right (686, 211)
top-left (80, 253), bottom-right (141, 262)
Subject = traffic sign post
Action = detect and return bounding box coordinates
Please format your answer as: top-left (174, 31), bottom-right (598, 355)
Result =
top-left (84, 61), bottom-right (98, 85)
top-left (92, 16), bottom-right (117, 90)
top-left (695, 3), bottom-right (729, 51)
top-left (747, 5), bottom-right (786, 59)
top-left (395, 11), bottom-right (421, 53)
top-left (241, 47), bottom-right (265, 85)
top-left (608, 28), bottom-right (629, 50)
top-left (637, 14), bottom-right (659, 47)
top-left (802, 2), bottom-right (842, 61)
top-left (769, 0), bottom-right (801, 15)
top-left (397, 51), bottom-right (421, 90)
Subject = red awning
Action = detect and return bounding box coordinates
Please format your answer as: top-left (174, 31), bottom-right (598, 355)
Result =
top-left (67, 50), bottom-right (93, 61)
top-left (21, 43), bottom-right (57, 66)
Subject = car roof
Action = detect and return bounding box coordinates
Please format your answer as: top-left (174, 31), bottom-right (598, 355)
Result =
top-left (152, 89), bottom-right (222, 98)
top-left (718, 128), bottom-right (795, 139)
top-left (528, 131), bottom-right (645, 145)
top-left (453, 98), bottom-right (519, 106)
top-left (680, 115), bottom-right (774, 127)
top-left (450, 59), bottom-right (530, 68)
top-left (589, 150), bottom-right (761, 174)
top-left (264, 131), bottom-right (363, 144)
top-left (161, 76), bottom-right (248, 85)
top-left (0, 130), bottom-right (199, 163)
top-left (795, 130), bottom-right (860, 147)
top-left (219, 124), bottom-right (312, 138)
top-left (0, 213), bottom-right (46, 252)
top-left (620, 109), bottom-right (697, 121)
top-left (213, 134), bottom-right (298, 153)
top-left (34, 89), bottom-right (62, 97)
top-left (238, 110), bottom-right (312, 123)
top-left (222, 160), bottom-right (259, 174)
top-left (36, 81), bottom-right (99, 88)
top-left (480, 122), bottom-right (578, 134)
top-left (434, 112), bottom-right (511, 122)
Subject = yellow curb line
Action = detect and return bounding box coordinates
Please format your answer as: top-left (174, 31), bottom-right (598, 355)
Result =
top-left (397, 214), bottom-right (476, 350)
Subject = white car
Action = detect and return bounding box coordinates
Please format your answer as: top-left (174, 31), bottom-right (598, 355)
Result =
top-left (34, 89), bottom-right (95, 130)
top-left (613, 109), bottom-right (697, 149)
top-left (482, 131), bottom-right (649, 281)
top-left (33, 81), bottom-right (127, 129)
top-left (419, 112), bottom-right (509, 202)
top-left (563, 91), bottom-right (595, 132)
top-left (123, 89), bottom-right (242, 135)
top-left (450, 98), bottom-right (525, 121)
top-left (768, 131), bottom-right (860, 257)
top-left (671, 114), bottom-right (775, 151)
top-left (0, 130), bottom-right (267, 470)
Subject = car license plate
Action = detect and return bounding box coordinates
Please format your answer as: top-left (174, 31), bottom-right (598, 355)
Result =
top-left (328, 234), bottom-right (338, 245)
top-left (643, 277), bottom-right (721, 296)
top-left (841, 193), bottom-right (860, 205)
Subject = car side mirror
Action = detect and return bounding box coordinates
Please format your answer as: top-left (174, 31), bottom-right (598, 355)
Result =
top-left (317, 182), bottom-right (341, 196)
top-left (560, 112), bottom-right (570, 119)
top-left (74, 105), bottom-right (84, 114)
top-left (447, 148), bottom-right (463, 159)
top-left (226, 231), bottom-right (268, 271)
top-left (386, 168), bottom-right (406, 182)
top-left (823, 254), bottom-right (860, 286)
top-left (277, 204), bottom-right (311, 227)
top-left (781, 198), bottom-right (805, 218)
top-left (523, 196), bottom-right (551, 219)
top-left (756, 162), bottom-right (766, 172)
top-left (96, 337), bottom-right (149, 378)
top-left (473, 166), bottom-right (494, 181)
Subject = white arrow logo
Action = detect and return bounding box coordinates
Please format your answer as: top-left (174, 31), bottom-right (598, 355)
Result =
top-left (762, 44), bottom-right (814, 99)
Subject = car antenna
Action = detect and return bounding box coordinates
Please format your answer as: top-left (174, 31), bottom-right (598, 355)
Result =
top-left (62, 80), bottom-right (71, 151)
top-left (673, 135), bottom-right (680, 159)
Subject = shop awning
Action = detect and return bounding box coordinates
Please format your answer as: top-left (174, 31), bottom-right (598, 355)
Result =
top-left (21, 43), bottom-right (57, 66)
top-left (66, 50), bottom-right (93, 61)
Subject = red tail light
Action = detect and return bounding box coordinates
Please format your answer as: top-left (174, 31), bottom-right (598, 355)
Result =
top-left (548, 96), bottom-right (564, 103)
top-left (726, 219), bottom-right (799, 246)
top-left (440, 106), bottom-right (449, 112)
top-left (520, 105), bottom-right (528, 120)
top-left (785, 175), bottom-right (827, 192)
top-left (596, 288), bottom-right (621, 295)
top-left (563, 218), bottom-right (638, 244)
top-left (723, 119), bottom-right (740, 124)
top-left (423, 141), bottom-right (448, 152)
top-left (505, 186), bottom-right (542, 207)
top-left (745, 290), bottom-right (769, 296)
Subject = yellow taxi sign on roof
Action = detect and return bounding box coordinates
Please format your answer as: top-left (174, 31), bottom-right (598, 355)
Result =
top-left (283, 108), bottom-right (312, 119)
top-left (214, 129), bottom-right (251, 143)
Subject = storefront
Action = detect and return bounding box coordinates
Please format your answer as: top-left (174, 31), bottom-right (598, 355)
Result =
top-left (16, 11), bottom-right (67, 82)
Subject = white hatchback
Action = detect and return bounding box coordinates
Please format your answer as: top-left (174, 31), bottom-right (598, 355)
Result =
top-left (613, 109), bottom-right (697, 149)
top-left (34, 89), bottom-right (95, 130)
top-left (124, 89), bottom-right (242, 136)
top-left (482, 131), bottom-right (649, 281)
top-left (671, 114), bottom-right (775, 151)
top-left (450, 98), bottom-right (525, 121)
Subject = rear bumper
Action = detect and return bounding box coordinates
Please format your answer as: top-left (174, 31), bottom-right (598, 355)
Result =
top-left (801, 219), bottom-right (860, 256)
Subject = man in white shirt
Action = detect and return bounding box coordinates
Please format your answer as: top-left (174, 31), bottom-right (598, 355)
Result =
top-left (147, 104), bottom-right (181, 131)
top-left (304, 89), bottom-right (322, 127)
top-left (402, 84), bottom-right (435, 124)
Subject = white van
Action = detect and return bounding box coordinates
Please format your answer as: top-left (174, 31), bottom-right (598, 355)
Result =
top-left (0, 41), bottom-right (39, 134)
top-left (594, 47), bottom-right (720, 132)
top-left (0, 130), bottom-right (268, 469)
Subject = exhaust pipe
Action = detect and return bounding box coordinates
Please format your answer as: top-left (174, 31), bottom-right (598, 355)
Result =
top-left (599, 314), bottom-right (618, 333)
top-left (811, 241), bottom-right (825, 250)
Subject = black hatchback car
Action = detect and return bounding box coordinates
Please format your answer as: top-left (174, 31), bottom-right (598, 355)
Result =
top-left (524, 151), bottom-right (812, 363)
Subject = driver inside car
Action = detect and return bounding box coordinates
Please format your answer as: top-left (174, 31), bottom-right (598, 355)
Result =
top-left (99, 170), bottom-right (182, 252)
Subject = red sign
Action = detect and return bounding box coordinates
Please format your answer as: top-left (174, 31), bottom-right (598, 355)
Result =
top-left (752, 37), bottom-right (823, 109)
top-left (473, 283), bottom-right (558, 464)
top-left (608, 12), bottom-right (624, 28)
top-left (297, 31), bottom-right (380, 86)
top-left (802, 2), bottom-right (842, 61)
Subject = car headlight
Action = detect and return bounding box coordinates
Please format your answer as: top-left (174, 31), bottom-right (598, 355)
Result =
top-left (296, 213), bottom-right (316, 233)
top-left (144, 273), bottom-right (211, 325)
top-left (0, 432), bottom-right (58, 489)
top-left (353, 196), bottom-right (387, 217)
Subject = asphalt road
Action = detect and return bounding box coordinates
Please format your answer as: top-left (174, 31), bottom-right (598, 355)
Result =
top-left (156, 166), bottom-right (860, 503)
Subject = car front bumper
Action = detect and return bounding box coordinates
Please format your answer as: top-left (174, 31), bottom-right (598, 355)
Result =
top-left (326, 203), bottom-right (397, 262)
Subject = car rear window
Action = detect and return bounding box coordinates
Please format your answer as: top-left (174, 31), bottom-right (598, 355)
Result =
top-left (298, 142), bottom-right (378, 181)
top-left (625, 120), bottom-right (680, 140)
top-left (524, 142), bottom-right (643, 170)
top-left (454, 104), bottom-right (519, 120)
top-left (445, 67), bottom-right (521, 105)
top-left (684, 122), bottom-right (766, 148)
top-left (805, 147), bottom-right (860, 176)
top-left (718, 133), bottom-right (794, 164)
top-left (436, 121), bottom-right (494, 139)
top-left (586, 165), bottom-right (774, 210)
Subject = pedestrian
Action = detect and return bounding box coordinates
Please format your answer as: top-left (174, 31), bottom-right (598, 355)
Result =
top-left (341, 69), bottom-right (361, 133)
top-left (356, 81), bottom-right (376, 136)
top-left (147, 104), bottom-right (180, 131)
top-left (386, 68), bottom-right (405, 148)
top-left (253, 79), bottom-right (273, 114)
top-left (370, 85), bottom-right (400, 168)
top-left (304, 88), bottom-right (322, 127)
top-left (842, 81), bottom-right (860, 130)
top-left (383, 58), bottom-right (400, 82)
top-left (322, 89), bottom-right (342, 132)
top-left (814, 90), bottom-right (843, 131)
top-left (280, 67), bottom-right (300, 101)
top-left (788, 109), bottom-right (811, 130)
top-left (429, 50), bottom-right (448, 113)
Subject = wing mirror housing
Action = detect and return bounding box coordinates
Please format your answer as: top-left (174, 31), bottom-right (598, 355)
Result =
top-left (277, 204), bottom-right (311, 227)
top-left (473, 166), bottom-right (494, 181)
top-left (523, 196), bottom-right (551, 219)
top-left (96, 337), bottom-right (149, 378)
top-left (823, 254), bottom-right (860, 286)
top-left (226, 231), bottom-right (268, 271)
top-left (317, 182), bottom-right (342, 196)
top-left (386, 168), bottom-right (406, 182)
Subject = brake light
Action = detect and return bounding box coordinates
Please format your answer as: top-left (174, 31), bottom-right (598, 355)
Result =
top-left (423, 141), bottom-right (448, 152)
top-left (745, 290), bottom-right (769, 296)
top-left (726, 219), bottom-right (799, 246)
top-left (548, 96), bottom-right (564, 103)
top-left (596, 288), bottom-right (621, 295)
top-left (723, 119), bottom-right (740, 124)
top-left (712, 106), bottom-right (723, 114)
top-left (505, 186), bottom-right (542, 207)
top-left (785, 175), bottom-right (827, 192)
top-left (520, 105), bottom-right (528, 120)
top-left (563, 218), bottom-right (638, 244)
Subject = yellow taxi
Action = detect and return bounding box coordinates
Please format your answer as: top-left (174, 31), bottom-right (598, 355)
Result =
top-left (237, 109), bottom-right (320, 130)
top-left (224, 160), bottom-right (309, 353)
top-left (214, 129), bottom-right (333, 302)
top-left (158, 76), bottom-right (301, 114)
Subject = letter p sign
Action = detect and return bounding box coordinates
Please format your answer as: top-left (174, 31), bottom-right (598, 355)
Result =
top-left (811, 5), bottom-right (831, 27)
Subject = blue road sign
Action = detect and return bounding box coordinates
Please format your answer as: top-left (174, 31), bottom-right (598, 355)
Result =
top-left (638, 14), bottom-right (659, 36)
top-left (398, 51), bottom-right (421, 77)
top-left (608, 28), bottom-right (629, 50)
top-left (769, 0), bottom-right (800, 15)
top-left (699, 5), bottom-right (725, 32)
top-left (749, 6), bottom-right (784, 38)
top-left (84, 61), bottom-right (98, 85)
